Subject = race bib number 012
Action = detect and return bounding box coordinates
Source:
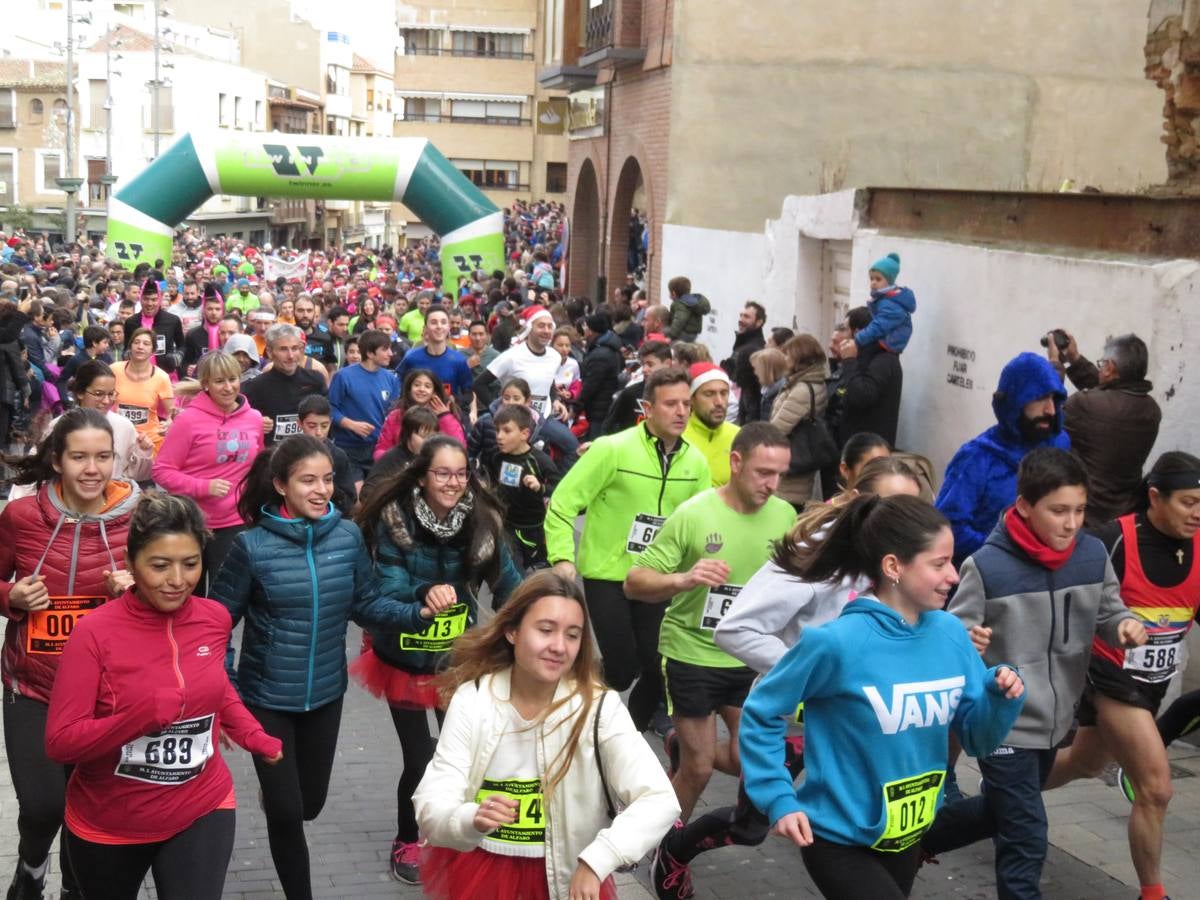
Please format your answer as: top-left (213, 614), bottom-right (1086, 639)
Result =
top-left (873, 770), bottom-right (944, 853)
top-left (115, 715), bottom-right (215, 785)
top-left (701, 584), bottom-right (740, 632)
top-left (476, 778), bottom-right (546, 845)
top-left (26, 595), bottom-right (104, 655)
top-left (626, 514), bottom-right (665, 554)
top-left (398, 603), bottom-right (469, 653)
top-left (1124, 630), bottom-right (1184, 683)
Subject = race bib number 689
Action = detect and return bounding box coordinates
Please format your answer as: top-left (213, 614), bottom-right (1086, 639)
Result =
top-left (115, 715), bottom-right (215, 785)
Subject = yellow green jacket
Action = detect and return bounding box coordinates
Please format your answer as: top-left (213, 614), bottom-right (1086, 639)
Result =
top-left (682, 417), bottom-right (740, 487)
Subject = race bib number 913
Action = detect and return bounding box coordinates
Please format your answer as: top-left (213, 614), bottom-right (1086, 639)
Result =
top-left (398, 603), bottom-right (469, 653)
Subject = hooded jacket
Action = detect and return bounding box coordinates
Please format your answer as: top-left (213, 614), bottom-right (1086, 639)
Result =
top-left (935, 353), bottom-right (1070, 566)
top-left (578, 331), bottom-right (625, 434)
top-left (681, 416), bottom-right (739, 487)
top-left (210, 504), bottom-right (414, 712)
top-left (0, 480), bottom-right (140, 704)
top-left (949, 517), bottom-right (1134, 749)
top-left (721, 326), bottom-right (765, 423)
top-left (855, 286), bottom-right (916, 354)
top-left (740, 600), bottom-right (1023, 848)
top-left (152, 392), bottom-right (263, 529)
top-left (665, 293), bottom-right (710, 342)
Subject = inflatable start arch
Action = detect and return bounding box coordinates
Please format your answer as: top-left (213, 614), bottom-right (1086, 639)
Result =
top-left (105, 132), bottom-right (504, 288)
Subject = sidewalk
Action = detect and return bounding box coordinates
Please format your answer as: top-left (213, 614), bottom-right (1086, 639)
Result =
top-left (1, 625), bottom-right (1198, 898)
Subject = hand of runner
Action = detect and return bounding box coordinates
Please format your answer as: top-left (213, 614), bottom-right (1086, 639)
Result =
top-left (261, 750), bottom-right (284, 766)
top-left (838, 338), bottom-right (859, 359)
top-left (150, 686), bottom-right (186, 729)
top-left (135, 432), bottom-right (155, 453)
top-left (567, 861), bottom-right (602, 900)
top-left (522, 474), bottom-right (542, 492)
top-left (472, 795), bottom-right (519, 834)
top-left (552, 399), bottom-right (569, 422)
top-left (102, 569), bottom-right (135, 598)
top-left (342, 418), bottom-right (374, 438)
top-left (219, 731), bottom-right (234, 752)
top-left (684, 558), bottom-right (731, 590)
top-left (994, 665), bottom-right (1024, 699)
top-left (209, 478), bottom-right (233, 497)
top-left (423, 584), bottom-right (458, 614)
top-left (262, 416), bottom-right (274, 435)
top-left (8, 574), bottom-right (49, 611)
top-left (428, 394), bottom-right (450, 416)
top-left (576, 441), bottom-right (591, 456)
top-left (1117, 617), bottom-right (1148, 647)
top-left (552, 560), bottom-right (578, 581)
top-left (968, 624), bottom-right (992, 654)
top-left (773, 810), bottom-right (813, 847)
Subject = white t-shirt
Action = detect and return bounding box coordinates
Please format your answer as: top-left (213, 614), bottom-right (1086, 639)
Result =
top-left (487, 342), bottom-right (562, 417)
top-left (168, 301), bottom-right (203, 333)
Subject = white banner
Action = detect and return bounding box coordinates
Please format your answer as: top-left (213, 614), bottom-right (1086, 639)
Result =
top-left (264, 251), bottom-right (310, 283)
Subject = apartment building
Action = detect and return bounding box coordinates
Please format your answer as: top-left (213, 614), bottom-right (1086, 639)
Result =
top-left (0, 61), bottom-right (75, 237)
top-left (393, 0), bottom-right (569, 238)
top-left (350, 54), bottom-right (396, 249)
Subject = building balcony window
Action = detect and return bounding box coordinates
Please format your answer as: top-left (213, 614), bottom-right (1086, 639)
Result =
top-left (582, 0), bottom-right (645, 67)
top-left (585, 1), bottom-right (613, 53)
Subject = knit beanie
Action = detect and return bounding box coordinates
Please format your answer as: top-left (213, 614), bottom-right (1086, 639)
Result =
top-left (869, 252), bottom-right (901, 284)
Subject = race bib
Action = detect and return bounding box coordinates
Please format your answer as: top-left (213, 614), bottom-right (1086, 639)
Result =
top-left (115, 714), bottom-right (215, 785)
top-left (701, 584), bottom-right (740, 632)
top-left (475, 778), bottom-right (545, 845)
top-left (118, 404), bottom-right (149, 426)
top-left (873, 770), bottom-right (943, 852)
top-left (273, 414), bottom-right (301, 440)
top-left (26, 595), bottom-right (104, 655)
top-left (531, 394), bottom-right (550, 415)
top-left (499, 461), bottom-right (523, 487)
top-left (399, 603), bottom-right (469, 652)
top-left (154, 333), bottom-right (167, 355)
top-left (1123, 630), bottom-right (1185, 683)
top-left (626, 514), bottom-right (665, 554)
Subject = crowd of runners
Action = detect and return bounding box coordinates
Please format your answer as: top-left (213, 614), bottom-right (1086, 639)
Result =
top-left (0, 202), bottom-right (1195, 900)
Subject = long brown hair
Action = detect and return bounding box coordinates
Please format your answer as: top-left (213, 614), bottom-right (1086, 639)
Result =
top-left (436, 571), bottom-right (604, 799)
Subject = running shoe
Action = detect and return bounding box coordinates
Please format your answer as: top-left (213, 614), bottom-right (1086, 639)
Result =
top-left (390, 839), bottom-right (421, 885)
top-left (1117, 767), bottom-right (1136, 804)
top-left (664, 727), bottom-right (681, 779)
top-left (651, 705), bottom-right (673, 738)
top-left (5, 863), bottom-right (44, 900)
top-left (651, 824), bottom-right (694, 900)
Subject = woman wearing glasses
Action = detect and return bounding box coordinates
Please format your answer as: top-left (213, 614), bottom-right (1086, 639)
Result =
top-left (209, 435), bottom-right (419, 900)
top-left (353, 435), bottom-right (522, 886)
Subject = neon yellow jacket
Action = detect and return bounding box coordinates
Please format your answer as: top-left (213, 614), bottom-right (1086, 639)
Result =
top-left (682, 417), bottom-right (739, 487)
top-left (545, 423), bottom-right (711, 581)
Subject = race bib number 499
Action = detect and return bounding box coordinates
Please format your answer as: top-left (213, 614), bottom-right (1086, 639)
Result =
top-left (115, 715), bottom-right (215, 785)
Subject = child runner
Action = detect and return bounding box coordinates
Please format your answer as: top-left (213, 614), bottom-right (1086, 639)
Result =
top-left (374, 368), bottom-right (465, 460)
top-left (490, 403), bottom-right (559, 570)
top-left (413, 571), bottom-right (681, 900)
top-left (740, 494), bottom-right (1026, 900)
top-left (364, 405), bottom-right (437, 502)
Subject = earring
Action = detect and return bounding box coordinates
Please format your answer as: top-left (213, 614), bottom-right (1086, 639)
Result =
top-left (891, 576), bottom-right (900, 586)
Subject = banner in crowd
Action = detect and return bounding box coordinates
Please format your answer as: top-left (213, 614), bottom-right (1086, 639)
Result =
top-left (264, 250), bottom-right (311, 282)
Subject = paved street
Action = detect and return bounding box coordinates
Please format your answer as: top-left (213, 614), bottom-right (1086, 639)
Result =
top-left (2, 623), bottom-right (1199, 899)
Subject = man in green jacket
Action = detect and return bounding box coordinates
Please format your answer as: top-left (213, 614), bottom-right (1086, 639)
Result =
top-left (548, 367), bottom-right (712, 732)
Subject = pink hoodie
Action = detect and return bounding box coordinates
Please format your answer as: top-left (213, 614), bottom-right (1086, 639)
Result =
top-left (152, 391), bottom-right (264, 528)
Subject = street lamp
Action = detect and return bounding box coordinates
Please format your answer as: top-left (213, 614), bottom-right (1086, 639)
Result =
top-left (152, 1), bottom-right (173, 157)
top-left (56, 0), bottom-right (91, 246)
top-left (102, 39), bottom-right (122, 223)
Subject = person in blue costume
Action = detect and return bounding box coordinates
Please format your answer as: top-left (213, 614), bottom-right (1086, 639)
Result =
top-left (936, 352), bottom-right (1069, 568)
top-left (739, 494), bottom-right (1025, 900)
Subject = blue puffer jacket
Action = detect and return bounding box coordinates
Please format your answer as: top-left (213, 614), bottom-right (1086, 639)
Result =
top-left (935, 352), bottom-right (1070, 567)
top-left (367, 497), bottom-right (523, 675)
top-left (212, 504), bottom-right (421, 712)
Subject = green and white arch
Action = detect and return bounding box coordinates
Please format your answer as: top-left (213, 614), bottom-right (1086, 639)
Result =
top-left (106, 132), bottom-right (503, 288)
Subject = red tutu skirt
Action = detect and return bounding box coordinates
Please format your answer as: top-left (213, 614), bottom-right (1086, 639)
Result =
top-left (421, 845), bottom-right (617, 900)
top-left (348, 648), bottom-right (438, 710)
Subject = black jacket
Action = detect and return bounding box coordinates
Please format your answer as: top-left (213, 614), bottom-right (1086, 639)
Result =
top-left (182, 322), bottom-right (217, 372)
top-left (722, 327), bottom-right (765, 423)
top-left (123, 309), bottom-right (185, 373)
top-left (601, 379), bottom-right (645, 435)
top-left (832, 342), bottom-right (903, 447)
top-left (578, 331), bottom-right (624, 437)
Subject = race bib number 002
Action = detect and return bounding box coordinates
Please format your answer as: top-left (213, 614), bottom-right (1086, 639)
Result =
top-left (115, 714), bottom-right (215, 785)
top-left (26, 595), bottom-right (104, 655)
top-left (873, 770), bottom-right (944, 852)
top-left (398, 603), bottom-right (469, 653)
top-left (626, 514), bottom-right (665, 554)
top-left (701, 584), bottom-right (740, 632)
top-left (476, 778), bottom-right (545, 845)
top-left (1124, 630), bottom-right (1185, 683)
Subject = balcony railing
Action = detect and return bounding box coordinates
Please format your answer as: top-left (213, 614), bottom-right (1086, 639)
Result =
top-left (585, 1), bottom-right (613, 53)
top-left (397, 114), bottom-right (532, 127)
top-left (402, 46), bottom-right (533, 61)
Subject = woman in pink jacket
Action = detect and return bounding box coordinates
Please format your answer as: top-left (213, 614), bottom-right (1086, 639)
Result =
top-left (152, 351), bottom-right (263, 594)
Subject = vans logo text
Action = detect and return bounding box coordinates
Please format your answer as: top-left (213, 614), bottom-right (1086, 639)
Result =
top-left (862, 676), bottom-right (965, 734)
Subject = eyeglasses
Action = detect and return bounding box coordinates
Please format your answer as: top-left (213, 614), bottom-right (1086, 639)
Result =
top-left (428, 468), bottom-right (469, 484)
top-left (85, 389), bottom-right (118, 400)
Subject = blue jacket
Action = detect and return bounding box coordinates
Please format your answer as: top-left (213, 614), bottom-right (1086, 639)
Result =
top-left (936, 352), bottom-right (1070, 566)
top-left (367, 497), bottom-right (523, 674)
top-left (855, 286), bottom-right (916, 353)
top-left (740, 599), bottom-right (1023, 849)
top-left (212, 504), bottom-right (414, 712)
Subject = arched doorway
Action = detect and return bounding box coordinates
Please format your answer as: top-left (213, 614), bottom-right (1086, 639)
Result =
top-left (608, 155), bottom-right (647, 305)
top-left (569, 158), bottom-right (601, 301)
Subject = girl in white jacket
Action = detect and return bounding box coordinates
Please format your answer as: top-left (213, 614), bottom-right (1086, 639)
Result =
top-left (414, 570), bottom-right (679, 900)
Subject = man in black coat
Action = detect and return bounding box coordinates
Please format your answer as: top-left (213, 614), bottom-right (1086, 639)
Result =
top-left (578, 311), bottom-right (624, 439)
top-left (831, 306), bottom-right (902, 447)
top-left (123, 279), bottom-right (184, 373)
top-left (181, 286), bottom-right (228, 373)
top-left (720, 301), bottom-right (766, 423)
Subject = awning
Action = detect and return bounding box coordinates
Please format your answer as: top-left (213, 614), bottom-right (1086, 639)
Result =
top-left (398, 23), bottom-right (447, 30)
top-left (395, 90), bottom-right (444, 99)
top-left (448, 25), bottom-right (530, 35)
top-left (442, 91), bottom-right (526, 103)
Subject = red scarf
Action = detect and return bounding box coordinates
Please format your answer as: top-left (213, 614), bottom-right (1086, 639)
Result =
top-left (1004, 506), bottom-right (1074, 570)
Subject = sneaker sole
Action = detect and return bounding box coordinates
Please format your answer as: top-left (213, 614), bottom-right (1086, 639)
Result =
top-left (390, 868), bottom-right (421, 885)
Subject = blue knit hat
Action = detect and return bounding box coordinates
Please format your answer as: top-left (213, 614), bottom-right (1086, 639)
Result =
top-left (870, 252), bottom-right (900, 284)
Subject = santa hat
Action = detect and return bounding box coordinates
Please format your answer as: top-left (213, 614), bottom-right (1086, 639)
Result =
top-left (518, 304), bottom-right (554, 339)
top-left (688, 362), bottom-right (729, 395)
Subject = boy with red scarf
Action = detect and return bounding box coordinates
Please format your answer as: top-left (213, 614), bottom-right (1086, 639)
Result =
top-left (921, 447), bottom-right (1147, 900)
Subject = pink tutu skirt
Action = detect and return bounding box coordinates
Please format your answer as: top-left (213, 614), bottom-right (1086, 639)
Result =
top-left (421, 845), bottom-right (617, 900)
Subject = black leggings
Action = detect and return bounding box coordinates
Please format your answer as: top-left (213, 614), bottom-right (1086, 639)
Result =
top-left (390, 705), bottom-right (445, 844)
top-left (584, 578), bottom-right (665, 731)
top-left (201, 524), bottom-right (245, 598)
top-left (800, 837), bottom-right (922, 899)
top-left (66, 807), bottom-right (235, 900)
top-left (3, 690), bottom-right (76, 891)
top-left (248, 698), bottom-right (343, 900)
top-left (1158, 688), bottom-right (1200, 746)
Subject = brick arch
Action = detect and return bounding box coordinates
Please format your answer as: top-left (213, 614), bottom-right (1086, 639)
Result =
top-left (568, 157), bottom-right (601, 300)
top-left (607, 155), bottom-right (648, 304)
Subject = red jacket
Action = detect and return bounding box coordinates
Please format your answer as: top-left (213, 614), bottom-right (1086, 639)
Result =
top-left (0, 481), bottom-right (140, 704)
top-left (45, 591), bottom-right (282, 843)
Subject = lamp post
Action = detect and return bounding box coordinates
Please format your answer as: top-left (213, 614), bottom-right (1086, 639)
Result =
top-left (101, 31), bottom-right (120, 223)
top-left (56, 0), bottom-right (86, 246)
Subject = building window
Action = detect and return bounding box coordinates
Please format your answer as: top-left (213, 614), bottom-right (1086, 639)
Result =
top-left (449, 99), bottom-right (523, 125)
top-left (0, 91), bottom-right (14, 128)
top-left (255, 100), bottom-right (263, 129)
top-left (88, 79), bottom-right (107, 128)
top-left (451, 158), bottom-right (523, 189)
top-left (325, 65), bottom-right (348, 96)
top-left (218, 92), bottom-right (228, 125)
top-left (145, 85), bottom-right (174, 132)
top-left (37, 150), bottom-right (63, 193)
top-left (402, 98), bottom-right (439, 122)
top-left (86, 158), bottom-right (108, 205)
top-left (450, 31), bottom-right (528, 60)
top-left (401, 29), bottom-right (441, 56)
top-left (29, 99), bottom-right (44, 124)
top-left (234, 96), bottom-right (243, 128)
top-left (52, 98), bottom-right (67, 118)
top-left (0, 151), bottom-right (15, 203)
top-left (546, 162), bottom-right (567, 193)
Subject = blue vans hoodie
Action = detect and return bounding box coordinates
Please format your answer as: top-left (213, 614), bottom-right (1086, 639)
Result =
top-left (740, 599), bottom-right (1023, 849)
top-left (935, 352), bottom-right (1070, 566)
